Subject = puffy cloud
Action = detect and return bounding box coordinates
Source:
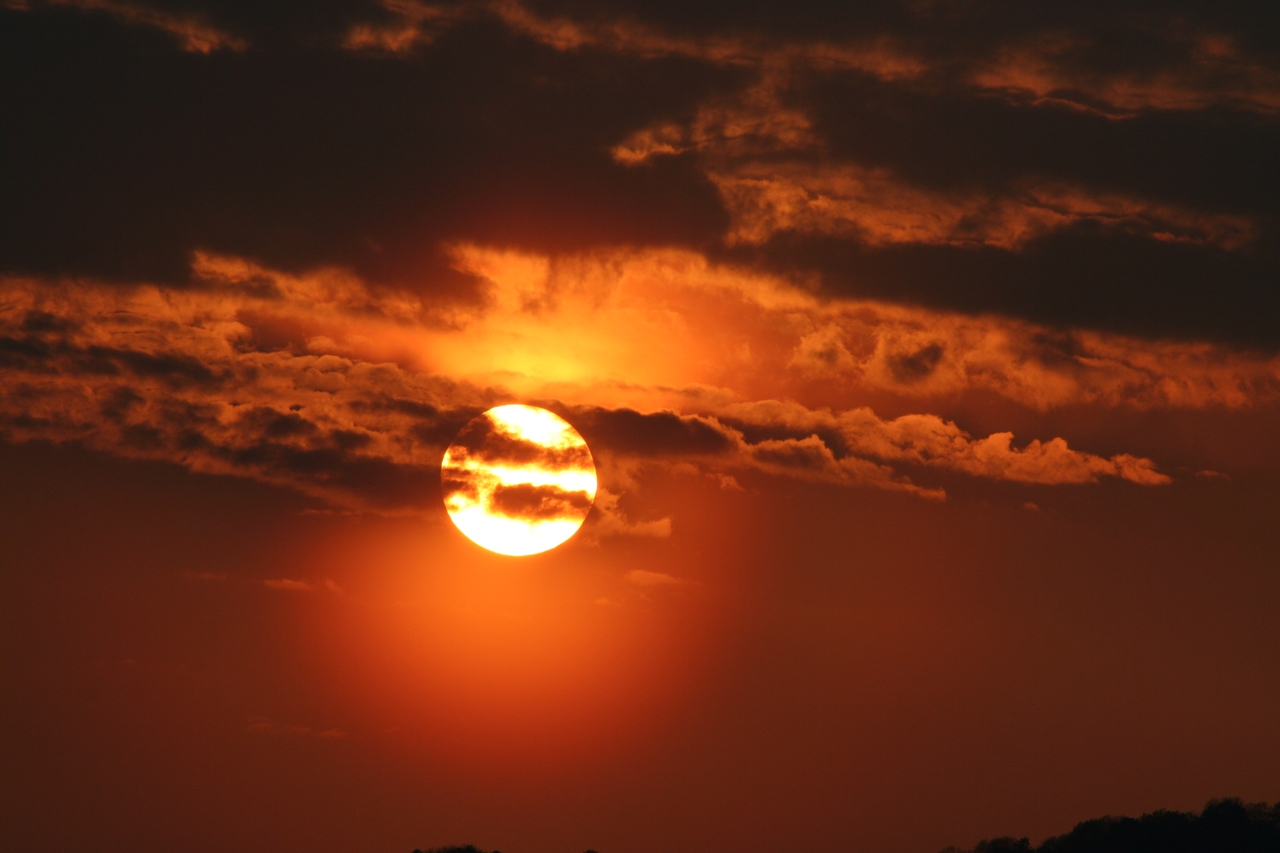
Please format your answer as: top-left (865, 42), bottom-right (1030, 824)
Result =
top-left (585, 487), bottom-right (672, 540)
top-left (718, 401), bottom-right (1171, 487)
top-left (9, 244), bottom-right (1260, 521)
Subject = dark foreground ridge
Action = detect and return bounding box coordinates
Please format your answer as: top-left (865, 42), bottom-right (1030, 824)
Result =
top-left (412, 848), bottom-right (599, 853)
top-left (413, 801), bottom-right (1280, 853)
top-left (945, 799), bottom-right (1280, 853)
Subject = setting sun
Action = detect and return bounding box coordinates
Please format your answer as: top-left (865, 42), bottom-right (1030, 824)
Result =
top-left (441, 405), bottom-right (598, 556)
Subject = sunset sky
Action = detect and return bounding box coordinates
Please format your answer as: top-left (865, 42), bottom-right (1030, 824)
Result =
top-left (2, 1), bottom-right (1279, 851)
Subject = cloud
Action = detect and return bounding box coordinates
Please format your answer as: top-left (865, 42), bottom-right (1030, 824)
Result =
top-left (838, 411), bottom-right (1172, 486)
top-left (342, 0), bottom-right (464, 53)
top-left (6, 0), bottom-right (1276, 350)
top-left (603, 38), bottom-right (1259, 253)
top-left (18, 0), bottom-right (247, 52)
top-left (720, 400), bottom-right (1172, 486)
top-left (6, 245), bottom-right (1262, 521)
top-left (708, 164), bottom-right (1254, 250)
top-left (487, 482), bottom-right (594, 521)
top-left (262, 578), bottom-right (315, 592)
top-left (587, 488), bottom-right (672, 540)
top-left (451, 244), bottom-right (1280, 411)
top-left (350, 0), bottom-right (924, 78)
top-left (469, 2), bottom-right (1273, 265)
top-left (971, 31), bottom-right (1280, 118)
top-left (625, 569), bottom-right (686, 587)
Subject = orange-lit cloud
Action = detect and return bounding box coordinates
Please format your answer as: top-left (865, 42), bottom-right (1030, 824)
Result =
top-left (338, 2), bottom-right (1272, 256)
top-left (8, 244), bottom-right (1263, 517)
top-left (347, 0), bottom-right (924, 79)
top-left (612, 60), bottom-right (1256, 251)
top-left (972, 31), bottom-right (1280, 117)
top-left (719, 400), bottom-right (1171, 486)
top-left (346, 0), bottom-right (1280, 121)
top-left (17, 0), bottom-right (248, 52)
top-left (263, 578), bottom-right (318, 592)
top-left (341, 0), bottom-right (464, 53)
top-left (708, 163), bottom-right (1253, 248)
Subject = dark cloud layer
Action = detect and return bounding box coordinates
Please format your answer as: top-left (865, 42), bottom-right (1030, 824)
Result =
top-left (3, 0), bottom-right (1278, 346)
top-left (449, 410), bottom-right (594, 470)
top-left (0, 3), bottom-right (731, 286)
top-left (489, 481), bottom-right (593, 520)
top-left (567, 406), bottom-right (735, 457)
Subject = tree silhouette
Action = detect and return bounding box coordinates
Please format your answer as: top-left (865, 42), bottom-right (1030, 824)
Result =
top-left (944, 799), bottom-right (1280, 853)
top-left (411, 847), bottom-right (599, 853)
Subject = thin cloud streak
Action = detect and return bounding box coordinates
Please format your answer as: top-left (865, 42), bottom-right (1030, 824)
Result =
top-left (13, 0), bottom-right (248, 52)
top-left (973, 31), bottom-right (1280, 118)
top-left (707, 164), bottom-right (1254, 249)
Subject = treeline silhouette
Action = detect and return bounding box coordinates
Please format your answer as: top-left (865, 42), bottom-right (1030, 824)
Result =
top-left (411, 848), bottom-right (598, 853)
top-left (945, 799), bottom-right (1280, 853)
top-left (412, 802), bottom-right (1280, 853)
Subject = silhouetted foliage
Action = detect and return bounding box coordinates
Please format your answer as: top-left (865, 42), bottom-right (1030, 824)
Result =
top-left (411, 847), bottom-right (600, 853)
top-left (943, 800), bottom-right (1280, 853)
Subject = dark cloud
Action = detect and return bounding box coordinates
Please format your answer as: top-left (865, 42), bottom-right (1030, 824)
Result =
top-left (440, 469), bottom-right (479, 505)
top-left (567, 406), bottom-right (735, 457)
top-left (806, 74), bottom-right (1280, 214)
top-left (3, 0), bottom-right (1278, 346)
top-left (727, 228), bottom-right (1280, 347)
top-left (488, 481), bottom-right (593, 520)
top-left (0, 330), bottom-right (223, 385)
top-left (889, 342), bottom-right (945, 384)
top-left (525, 0), bottom-right (1280, 53)
top-left (0, 3), bottom-right (730, 288)
top-left (448, 411), bottom-right (593, 470)
top-left (347, 397), bottom-right (484, 449)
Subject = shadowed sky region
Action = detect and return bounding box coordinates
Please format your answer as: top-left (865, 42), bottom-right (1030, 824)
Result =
top-left (1, 2), bottom-right (1278, 852)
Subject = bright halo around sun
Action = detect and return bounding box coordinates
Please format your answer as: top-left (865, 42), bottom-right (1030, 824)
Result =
top-left (441, 405), bottom-right (598, 556)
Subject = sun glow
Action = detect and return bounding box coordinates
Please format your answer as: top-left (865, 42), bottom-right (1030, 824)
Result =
top-left (441, 405), bottom-right (597, 556)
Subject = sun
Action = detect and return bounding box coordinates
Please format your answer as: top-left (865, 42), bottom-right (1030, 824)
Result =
top-left (441, 405), bottom-right (598, 556)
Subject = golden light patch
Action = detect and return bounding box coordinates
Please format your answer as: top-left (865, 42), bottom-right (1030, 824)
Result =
top-left (441, 405), bottom-right (597, 556)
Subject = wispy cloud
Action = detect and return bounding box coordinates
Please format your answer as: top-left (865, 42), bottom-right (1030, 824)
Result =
top-left (972, 31), bottom-right (1280, 118)
top-left (262, 578), bottom-right (315, 592)
top-left (625, 569), bottom-right (687, 587)
top-left (21, 0), bottom-right (248, 53)
top-left (708, 165), bottom-right (1254, 249)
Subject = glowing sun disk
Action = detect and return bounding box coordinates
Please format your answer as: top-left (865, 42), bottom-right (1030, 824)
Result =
top-left (441, 405), bottom-right (597, 556)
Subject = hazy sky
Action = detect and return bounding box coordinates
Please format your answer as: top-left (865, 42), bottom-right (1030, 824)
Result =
top-left (2, 2), bottom-right (1279, 852)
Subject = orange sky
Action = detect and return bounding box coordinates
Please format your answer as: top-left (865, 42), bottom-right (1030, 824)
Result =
top-left (2, 2), bottom-right (1279, 852)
